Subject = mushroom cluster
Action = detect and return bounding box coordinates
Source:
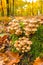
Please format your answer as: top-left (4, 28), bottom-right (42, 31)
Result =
top-left (22, 19), bottom-right (39, 36)
top-left (7, 18), bottom-right (40, 36)
top-left (7, 21), bottom-right (22, 35)
top-left (14, 37), bottom-right (32, 53)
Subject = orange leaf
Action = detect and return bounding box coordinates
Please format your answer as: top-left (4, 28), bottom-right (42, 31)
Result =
top-left (33, 57), bottom-right (43, 65)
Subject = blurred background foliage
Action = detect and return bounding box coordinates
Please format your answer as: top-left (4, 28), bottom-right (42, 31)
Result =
top-left (0, 0), bottom-right (43, 16)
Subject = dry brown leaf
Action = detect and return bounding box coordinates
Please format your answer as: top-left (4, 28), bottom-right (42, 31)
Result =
top-left (33, 57), bottom-right (43, 65)
top-left (5, 51), bottom-right (22, 65)
top-left (0, 35), bottom-right (10, 52)
top-left (7, 59), bottom-right (19, 65)
top-left (0, 35), bottom-right (9, 45)
top-left (0, 51), bottom-right (22, 65)
top-left (5, 51), bottom-right (19, 59)
top-left (0, 37), bottom-right (2, 45)
top-left (2, 35), bottom-right (8, 41)
top-left (0, 53), bottom-right (9, 64)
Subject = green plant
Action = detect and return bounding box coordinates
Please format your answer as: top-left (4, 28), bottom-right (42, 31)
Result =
top-left (19, 21), bottom-right (24, 29)
top-left (36, 25), bottom-right (43, 42)
top-left (29, 25), bottom-right (43, 60)
top-left (10, 34), bottom-right (19, 52)
top-left (10, 34), bottom-right (19, 44)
